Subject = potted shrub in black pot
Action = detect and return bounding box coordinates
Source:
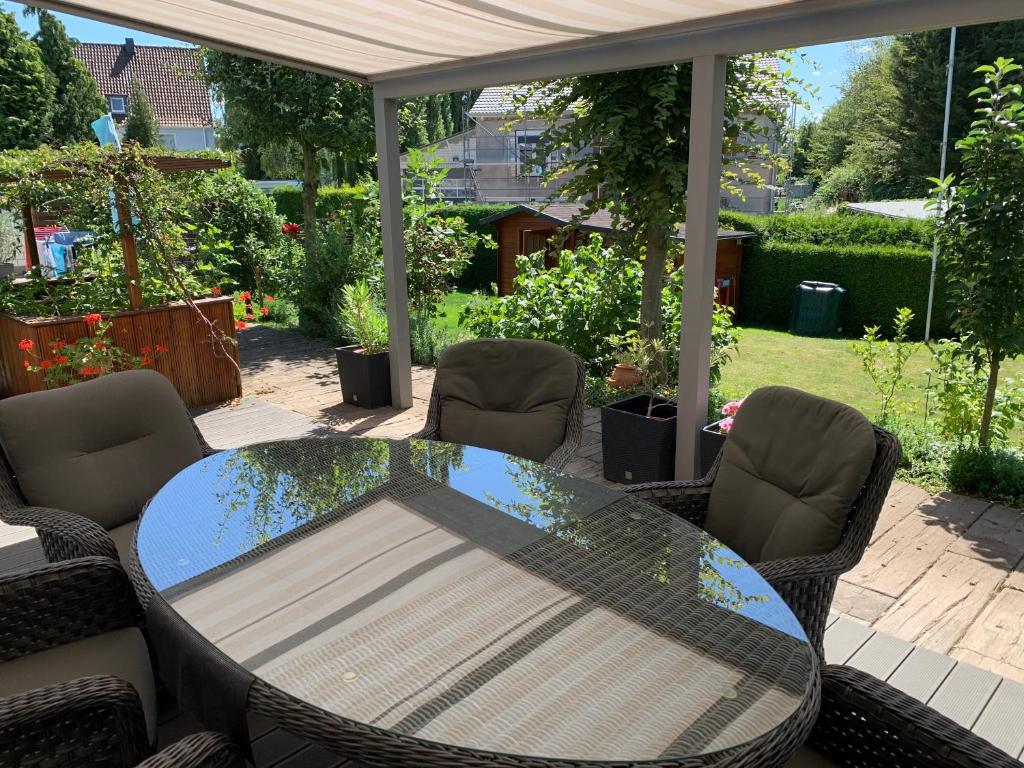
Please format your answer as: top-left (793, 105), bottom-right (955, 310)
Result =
top-left (602, 333), bottom-right (678, 483)
top-left (336, 280), bottom-right (391, 408)
top-left (699, 398), bottom-right (743, 477)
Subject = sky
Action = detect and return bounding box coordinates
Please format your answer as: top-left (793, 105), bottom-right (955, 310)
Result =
top-left (2, 0), bottom-right (875, 124)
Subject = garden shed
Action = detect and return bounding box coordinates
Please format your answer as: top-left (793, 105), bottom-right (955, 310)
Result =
top-left (483, 204), bottom-right (752, 308)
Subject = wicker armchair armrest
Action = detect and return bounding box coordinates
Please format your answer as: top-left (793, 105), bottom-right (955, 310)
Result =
top-left (752, 545), bottom-right (854, 585)
top-left (1, 505), bottom-right (119, 562)
top-left (0, 675), bottom-right (150, 768)
top-left (136, 732), bottom-right (244, 768)
top-left (813, 665), bottom-right (1023, 768)
top-left (624, 480), bottom-right (714, 527)
top-left (0, 557), bottom-right (140, 662)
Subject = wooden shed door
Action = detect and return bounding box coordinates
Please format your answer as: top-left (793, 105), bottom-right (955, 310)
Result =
top-left (520, 228), bottom-right (560, 268)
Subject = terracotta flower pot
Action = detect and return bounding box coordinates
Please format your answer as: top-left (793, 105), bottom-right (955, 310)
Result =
top-left (606, 362), bottom-right (641, 390)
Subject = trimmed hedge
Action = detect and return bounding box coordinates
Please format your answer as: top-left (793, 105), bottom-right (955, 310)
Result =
top-left (428, 203), bottom-right (511, 291)
top-left (271, 184), bottom-right (366, 223)
top-left (741, 240), bottom-right (950, 338)
top-left (720, 210), bottom-right (934, 249)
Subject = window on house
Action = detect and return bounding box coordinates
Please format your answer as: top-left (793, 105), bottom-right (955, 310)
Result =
top-left (158, 133), bottom-right (177, 149)
top-left (515, 131), bottom-right (544, 177)
top-left (108, 96), bottom-right (126, 115)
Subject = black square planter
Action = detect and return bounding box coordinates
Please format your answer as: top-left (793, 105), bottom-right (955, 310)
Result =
top-left (336, 345), bottom-right (391, 408)
top-left (700, 420), bottom-right (729, 478)
top-left (601, 394), bottom-right (677, 484)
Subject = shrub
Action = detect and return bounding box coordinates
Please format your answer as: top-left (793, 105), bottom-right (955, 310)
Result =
top-left (739, 239), bottom-right (948, 338)
top-left (461, 236), bottom-right (642, 373)
top-left (947, 445), bottom-right (1024, 508)
top-left (270, 184), bottom-right (367, 224)
top-left (427, 203), bottom-right (510, 290)
top-left (719, 210), bottom-right (933, 248)
top-left (339, 280), bottom-right (388, 354)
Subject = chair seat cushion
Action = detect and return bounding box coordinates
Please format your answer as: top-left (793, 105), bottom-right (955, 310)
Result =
top-left (704, 386), bottom-right (876, 563)
top-left (0, 627), bottom-right (157, 743)
top-left (436, 339), bottom-right (578, 463)
top-left (785, 747), bottom-right (840, 767)
top-left (0, 370), bottom-right (203, 531)
top-left (109, 519), bottom-right (138, 566)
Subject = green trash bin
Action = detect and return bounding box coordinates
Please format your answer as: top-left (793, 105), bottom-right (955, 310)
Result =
top-left (790, 281), bottom-right (845, 335)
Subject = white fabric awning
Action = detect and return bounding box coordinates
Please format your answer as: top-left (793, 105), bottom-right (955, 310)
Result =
top-left (34, 0), bottom-right (1024, 96)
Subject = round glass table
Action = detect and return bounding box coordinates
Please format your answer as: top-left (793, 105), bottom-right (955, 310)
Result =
top-left (132, 437), bottom-right (818, 768)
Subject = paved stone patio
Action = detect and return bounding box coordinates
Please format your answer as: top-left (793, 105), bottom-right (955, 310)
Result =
top-left (233, 325), bottom-right (1024, 684)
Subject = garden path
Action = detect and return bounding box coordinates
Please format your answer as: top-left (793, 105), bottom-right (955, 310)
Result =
top-left (234, 325), bottom-right (1024, 685)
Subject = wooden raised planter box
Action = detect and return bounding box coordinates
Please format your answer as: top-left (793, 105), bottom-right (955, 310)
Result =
top-left (0, 296), bottom-right (241, 407)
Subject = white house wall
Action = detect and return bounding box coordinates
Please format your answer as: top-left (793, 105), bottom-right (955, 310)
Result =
top-left (157, 126), bottom-right (217, 150)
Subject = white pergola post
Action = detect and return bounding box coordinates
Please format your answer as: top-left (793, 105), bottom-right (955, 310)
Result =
top-left (676, 55), bottom-right (728, 480)
top-left (373, 90), bottom-right (413, 409)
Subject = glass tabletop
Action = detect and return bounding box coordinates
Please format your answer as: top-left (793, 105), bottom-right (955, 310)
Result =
top-left (137, 437), bottom-right (814, 763)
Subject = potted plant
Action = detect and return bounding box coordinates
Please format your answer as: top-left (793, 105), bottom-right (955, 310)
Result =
top-left (700, 398), bottom-right (743, 477)
top-left (336, 280), bottom-right (391, 408)
top-left (601, 332), bottom-right (678, 483)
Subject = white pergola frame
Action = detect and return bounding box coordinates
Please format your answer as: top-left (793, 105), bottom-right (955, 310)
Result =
top-left (35, 0), bottom-right (1024, 479)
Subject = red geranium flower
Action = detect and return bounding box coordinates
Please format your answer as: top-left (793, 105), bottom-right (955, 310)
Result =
top-left (245, 313), bottom-right (254, 321)
top-left (39, 359), bottom-right (52, 370)
top-left (236, 320), bottom-right (246, 330)
top-left (22, 360), bottom-right (30, 369)
top-left (211, 285), bottom-right (222, 297)
top-left (240, 291), bottom-right (252, 302)
top-left (79, 366), bottom-right (100, 376)
top-left (140, 346), bottom-right (152, 355)
top-left (155, 344), bottom-right (169, 354)
top-left (94, 341), bottom-right (106, 350)
top-left (84, 313), bottom-right (102, 325)
top-left (140, 357), bottom-right (152, 367)
top-left (281, 223), bottom-right (301, 237)
top-left (17, 339), bottom-right (32, 352)
top-left (260, 306), bottom-right (269, 317)
top-left (51, 340), bottom-right (66, 350)
top-left (264, 294), bottom-right (274, 303)
top-left (53, 355), bottom-right (69, 365)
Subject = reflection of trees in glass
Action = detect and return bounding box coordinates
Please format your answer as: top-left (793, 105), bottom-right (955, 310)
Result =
top-left (407, 439), bottom-right (466, 486)
top-left (484, 456), bottom-right (768, 615)
top-left (483, 456), bottom-right (588, 542)
top-left (213, 438), bottom-right (390, 551)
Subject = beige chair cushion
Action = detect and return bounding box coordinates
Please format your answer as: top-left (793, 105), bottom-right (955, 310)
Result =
top-left (109, 520), bottom-right (138, 566)
top-left (0, 627), bottom-right (157, 743)
top-left (0, 370), bottom-right (203, 531)
top-left (436, 339), bottom-right (578, 462)
top-left (704, 386), bottom-right (876, 563)
top-left (785, 747), bottom-right (840, 767)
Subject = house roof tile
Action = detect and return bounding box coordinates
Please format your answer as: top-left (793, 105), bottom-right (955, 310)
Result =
top-left (74, 42), bottom-right (213, 128)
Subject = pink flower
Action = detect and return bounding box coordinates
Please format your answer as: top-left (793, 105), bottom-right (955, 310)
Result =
top-left (721, 399), bottom-right (744, 416)
top-left (719, 417), bottom-right (735, 433)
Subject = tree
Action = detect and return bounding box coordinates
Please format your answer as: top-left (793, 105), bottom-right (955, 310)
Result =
top-left (123, 81), bottom-right (160, 147)
top-left (790, 120), bottom-right (816, 180)
top-left (529, 55), bottom-right (800, 341)
top-left (933, 58), bottom-right (1024, 448)
top-left (201, 50), bottom-right (374, 258)
top-left (0, 9), bottom-right (53, 149)
top-left (28, 9), bottom-right (105, 145)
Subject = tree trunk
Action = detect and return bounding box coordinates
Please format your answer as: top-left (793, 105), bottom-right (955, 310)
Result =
top-left (978, 355), bottom-right (1001, 449)
top-left (301, 140), bottom-right (319, 258)
top-left (640, 218), bottom-right (669, 342)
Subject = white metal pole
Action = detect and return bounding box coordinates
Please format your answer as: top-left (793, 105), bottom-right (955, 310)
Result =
top-left (676, 55), bottom-right (728, 480)
top-left (373, 90), bottom-right (414, 409)
top-left (925, 26), bottom-right (957, 342)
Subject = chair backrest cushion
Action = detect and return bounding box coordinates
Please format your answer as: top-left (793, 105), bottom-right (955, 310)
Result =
top-left (704, 386), bottom-right (876, 563)
top-left (0, 369), bottom-right (203, 530)
top-left (436, 338), bottom-right (578, 462)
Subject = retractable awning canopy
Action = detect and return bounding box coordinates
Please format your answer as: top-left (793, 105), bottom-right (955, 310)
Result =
top-left (33, 0), bottom-right (1024, 97)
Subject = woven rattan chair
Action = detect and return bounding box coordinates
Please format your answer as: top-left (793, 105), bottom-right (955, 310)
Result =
top-left (413, 338), bottom-right (586, 469)
top-left (628, 387), bottom-right (900, 652)
top-left (0, 675), bottom-right (242, 768)
top-left (788, 664), bottom-right (1022, 767)
top-left (0, 556), bottom-right (243, 767)
top-left (0, 370), bottom-right (215, 565)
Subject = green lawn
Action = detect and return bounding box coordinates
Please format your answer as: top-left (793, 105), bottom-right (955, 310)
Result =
top-left (719, 325), bottom-right (1024, 424)
top-left (433, 290), bottom-right (479, 335)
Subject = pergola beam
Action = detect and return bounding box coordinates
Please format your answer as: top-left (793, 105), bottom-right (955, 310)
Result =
top-left (373, 92), bottom-right (413, 409)
top-left (677, 55), bottom-right (728, 481)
